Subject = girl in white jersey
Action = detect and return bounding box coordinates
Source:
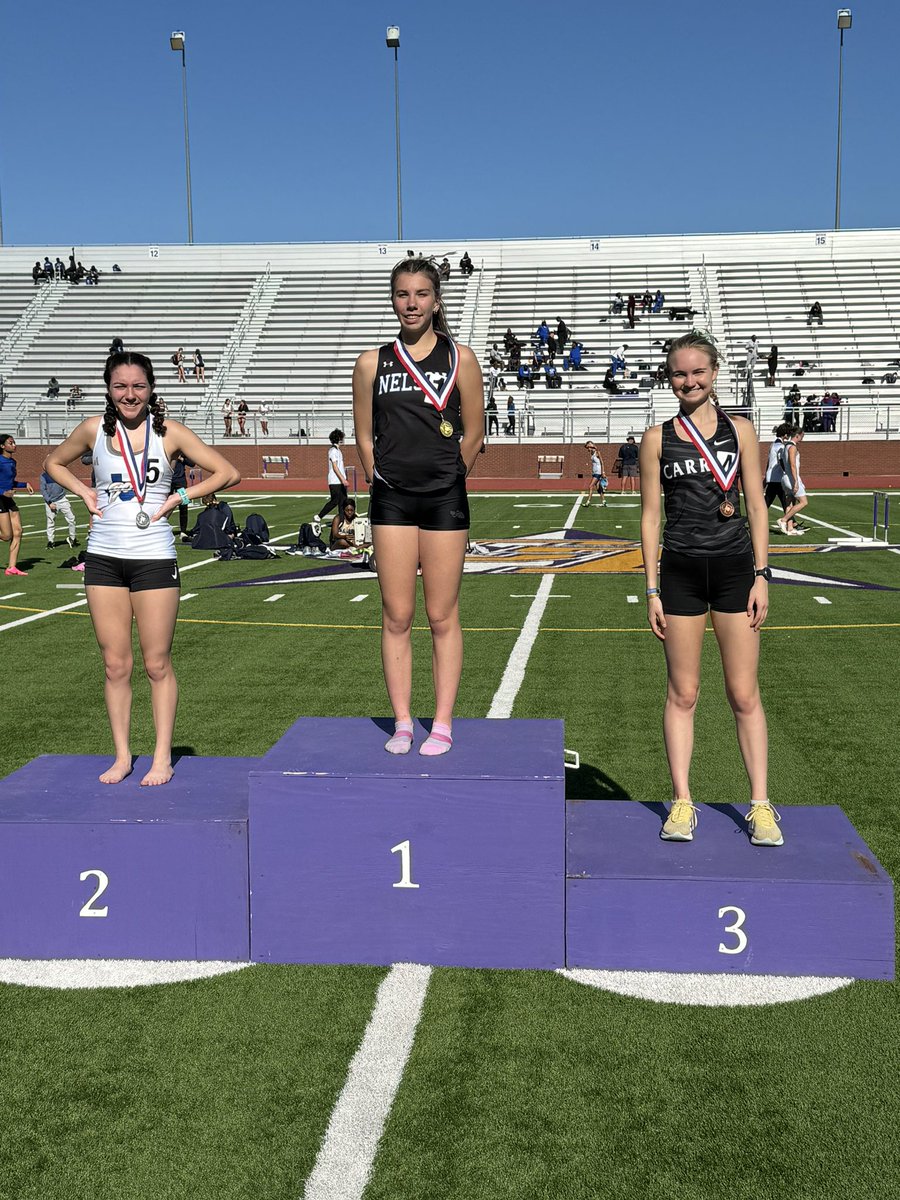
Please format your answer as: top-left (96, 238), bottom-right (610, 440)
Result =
top-left (45, 352), bottom-right (239, 787)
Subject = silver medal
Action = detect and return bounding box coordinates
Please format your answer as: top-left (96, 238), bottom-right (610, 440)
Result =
top-left (135, 509), bottom-right (151, 529)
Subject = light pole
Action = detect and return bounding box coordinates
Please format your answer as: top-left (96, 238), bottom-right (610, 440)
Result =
top-left (834, 9), bottom-right (852, 231)
top-left (386, 25), bottom-right (403, 241)
top-left (170, 30), bottom-right (194, 244)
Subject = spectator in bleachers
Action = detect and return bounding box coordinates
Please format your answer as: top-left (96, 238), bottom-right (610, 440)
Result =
top-left (821, 392), bottom-right (840, 432)
top-left (488, 364), bottom-right (502, 394)
top-left (65, 254), bottom-right (77, 282)
top-left (743, 335), bottom-right (760, 374)
top-left (807, 301), bottom-right (823, 326)
top-left (517, 364), bottom-right (533, 389)
top-left (626, 294), bottom-right (636, 329)
top-left (193, 349), bottom-right (205, 384)
top-left (783, 383), bottom-right (801, 427)
top-left (459, 251), bottom-right (474, 276)
top-left (489, 343), bottom-right (505, 369)
top-left (172, 347), bottom-right (186, 383)
top-left (507, 394), bottom-right (516, 435)
top-left (556, 317), bottom-right (571, 354)
top-left (766, 345), bottom-right (778, 388)
top-left (87, 265), bottom-right (100, 286)
top-left (545, 363), bottom-right (561, 389)
top-left (42, 257), bottom-right (54, 280)
top-left (546, 331), bottom-right (557, 360)
top-left (802, 395), bottom-right (820, 432)
top-left (603, 366), bottom-right (620, 394)
top-left (109, 337), bottom-right (125, 356)
top-left (531, 346), bottom-right (545, 370)
top-left (610, 292), bottom-right (624, 314)
top-left (221, 397), bottom-right (233, 437)
top-left (32, 261), bottom-right (43, 286)
top-left (258, 399), bottom-right (271, 436)
top-left (611, 343), bottom-right (629, 376)
top-left (54, 257), bottom-right (65, 280)
top-left (536, 320), bottom-right (550, 345)
top-left (569, 342), bottom-right (585, 370)
top-left (67, 385), bottom-right (83, 411)
top-left (508, 342), bottom-right (522, 372)
top-left (503, 327), bottom-right (516, 352)
top-left (438, 257), bottom-right (451, 281)
top-left (112, 263), bottom-right (122, 273)
top-left (237, 399), bottom-right (249, 436)
top-left (653, 363), bottom-right (667, 389)
top-left (640, 289), bottom-right (653, 313)
top-left (652, 289), bottom-right (665, 313)
top-left (485, 393), bottom-right (499, 436)
top-left (75, 262), bottom-right (86, 283)
top-left (47, 377), bottom-right (61, 402)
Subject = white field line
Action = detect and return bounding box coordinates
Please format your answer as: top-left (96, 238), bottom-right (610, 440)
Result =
top-left (264, 594), bottom-right (285, 603)
top-left (0, 598), bottom-right (87, 633)
top-left (302, 492), bottom-right (581, 1200)
top-left (813, 596), bottom-right (832, 605)
top-left (797, 512), bottom-right (875, 540)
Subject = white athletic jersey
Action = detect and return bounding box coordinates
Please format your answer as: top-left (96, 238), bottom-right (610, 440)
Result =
top-left (88, 420), bottom-right (175, 560)
top-left (327, 445), bottom-right (345, 485)
top-left (765, 439), bottom-right (784, 483)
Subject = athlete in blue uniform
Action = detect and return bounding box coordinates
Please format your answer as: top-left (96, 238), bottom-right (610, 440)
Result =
top-left (639, 331), bottom-right (782, 846)
top-left (45, 352), bottom-right (239, 787)
top-left (0, 435), bottom-right (34, 576)
top-left (352, 257), bottom-right (484, 756)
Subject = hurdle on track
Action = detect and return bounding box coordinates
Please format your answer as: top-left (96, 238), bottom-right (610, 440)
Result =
top-left (873, 491), bottom-right (890, 542)
top-left (261, 456), bottom-right (289, 479)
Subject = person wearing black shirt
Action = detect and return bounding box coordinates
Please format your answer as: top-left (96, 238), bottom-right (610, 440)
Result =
top-left (639, 331), bottom-right (781, 848)
top-left (353, 256), bottom-right (484, 757)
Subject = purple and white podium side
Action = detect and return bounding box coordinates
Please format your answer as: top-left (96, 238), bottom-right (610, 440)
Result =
top-left (249, 718), bottom-right (566, 968)
top-left (566, 801), bottom-right (894, 980)
top-left (0, 755), bottom-right (252, 961)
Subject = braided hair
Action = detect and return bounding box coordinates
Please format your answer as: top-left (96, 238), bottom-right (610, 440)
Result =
top-left (102, 351), bottom-right (167, 437)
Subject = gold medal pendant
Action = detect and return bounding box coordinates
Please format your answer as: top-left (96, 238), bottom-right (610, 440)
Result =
top-left (439, 419), bottom-right (454, 438)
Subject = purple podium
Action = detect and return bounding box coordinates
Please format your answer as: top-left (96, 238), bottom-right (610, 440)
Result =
top-left (249, 718), bottom-right (565, 968)
top-left (566, 801), bottom-right (894, 979)
top-left (0, 755), bottom-right (252, 961)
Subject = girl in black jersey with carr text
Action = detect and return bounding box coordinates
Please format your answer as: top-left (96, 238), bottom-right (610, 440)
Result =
top-left (639, 332), bottom-right (783, 847)
top-left (352, 256), bottom-right (485, 756)
top-left (45, 352), bottom-right (240, 787)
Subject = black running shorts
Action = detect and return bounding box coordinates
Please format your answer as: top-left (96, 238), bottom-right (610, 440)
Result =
top-left (369, 477), bottom-right (470, 531)
top-left (84, 554), bottom-right (180, 591)
top-left (0, 496), bottom-right (20, 514)
top-left (660, 548), bottom-right (754, 616)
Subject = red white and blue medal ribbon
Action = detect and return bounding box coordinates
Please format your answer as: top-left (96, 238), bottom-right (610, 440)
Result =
top-left (115, 417), bottom-right (150, 513)
top-left (675, 410), bottom-right (741, 494)
top-left (393, 332), bottom-right (460, 414)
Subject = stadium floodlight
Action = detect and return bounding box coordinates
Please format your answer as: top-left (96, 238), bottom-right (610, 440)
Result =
top-left (386, 26), bottom-right (403, 240)
top-left (170, 31), bottom-right (194, 244)
top-left (834, 9), bottom-right (852, 230)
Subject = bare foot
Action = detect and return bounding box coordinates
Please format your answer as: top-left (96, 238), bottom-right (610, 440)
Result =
top-left (140, 760), bottom-right (174, 787)
top-left (99, 758), bottom-right (133, 785)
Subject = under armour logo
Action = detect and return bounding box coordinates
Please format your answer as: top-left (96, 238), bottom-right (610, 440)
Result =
top-left (382, 360), bottom-right (395, 369)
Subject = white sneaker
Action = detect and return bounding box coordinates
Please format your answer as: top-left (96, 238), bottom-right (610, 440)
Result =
top-left (787, 528), bottom-right (805, 536)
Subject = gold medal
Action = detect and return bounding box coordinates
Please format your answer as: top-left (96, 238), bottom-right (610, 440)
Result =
top-left (439, 419), bottom-right (454, 438)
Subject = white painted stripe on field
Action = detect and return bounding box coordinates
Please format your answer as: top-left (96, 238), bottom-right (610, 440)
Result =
top-left (509, 594), bottom-right (570, 599)
top-left (303, 493), bottom-right (582, 1198)
top-left (349, 594), bottom-right (368, 603)
top-left (55, 584), bottom-right (85, 590)
top-left (798, 513), bottom-right (875, 541)
top-left (264, 593), bottom-right (285, 602)
top-left (180, 593), bottom-right (198, 602)
top-left (813, 596), bottom-right (832, 605)
top-left (302, 963), bottom-right (432, 1200)
top-left (0, 592), bottom-right (25, 600)
top-left (626, 595), bottom-right (639, 604)
top-left (0, 598), bottom-right (87, 633)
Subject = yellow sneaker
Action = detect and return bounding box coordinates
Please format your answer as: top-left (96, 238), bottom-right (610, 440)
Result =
top-left (660, 799), bottom-right (699, 841)
top-left (746, 802), bottom-right (784, 847)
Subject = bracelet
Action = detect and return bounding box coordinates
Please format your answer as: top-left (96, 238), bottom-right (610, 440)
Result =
top-left (177, 487), bottom-right (190, 506)
top-left (646, 587), bottom-right (660, 597)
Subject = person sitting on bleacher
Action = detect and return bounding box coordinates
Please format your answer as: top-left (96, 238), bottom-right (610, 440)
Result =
top-left (459, 251), bottom-right (474, 276)
top-left (652, 289), bottom-right (665, 313)
top-left (545, 363), bottom-right (561, 390)
top-left (489, 342), bottom-right (505, 369)
top-left (611, 343), bottom-right (628, 376)
top-left (47, 377), bottom-right (61, 401)
top-left (653, 363), bottom-right (667, 389)
top-left (610, 292), bottom-right (624, 314)
top-left (508, 342), bottom-right (522, 372)
top-left (640, 290), bottom-right (653, 313)
top-left (603, 366), bottom-right (620, 394)
top-left (32, 261), bottom-right (43, 286)
top-left (438, 257), bottom-right (451, 281)
top-left (807, 300), bottom-right (823, 325)
top-left (569, 342), bottom-right (585, 370)
top-left (517, 364), bottom-right (533, 389)
top-left (536, 320), bottom-right (550, 345)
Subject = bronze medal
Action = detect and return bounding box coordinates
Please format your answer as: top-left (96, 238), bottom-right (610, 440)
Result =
top-left (439, 419), bottom-right (454, 438)
top-left (719, 499), bottom-right (735, 518)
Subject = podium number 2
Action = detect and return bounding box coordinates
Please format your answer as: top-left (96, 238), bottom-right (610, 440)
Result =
top-left (391, 840), bottom-right (420, 889)
top-left (79, 869), bottom-right (109, 917)
top-left (717, 906), bottom-right (747, 954)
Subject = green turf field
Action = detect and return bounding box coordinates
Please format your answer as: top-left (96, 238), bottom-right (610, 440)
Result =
top-left (1, 489), bottom-right (898, 1200)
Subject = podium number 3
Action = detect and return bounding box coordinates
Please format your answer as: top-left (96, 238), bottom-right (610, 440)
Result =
top-left (391, 840), bottom-right (420, 889)
top-left (79, 869), bottom-right (109, 917)
top-left (718, 905), bottom-right (747, 954)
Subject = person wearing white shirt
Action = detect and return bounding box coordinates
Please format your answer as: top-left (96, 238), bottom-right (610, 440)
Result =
top-left (317, 428), bottom-right (349, 520)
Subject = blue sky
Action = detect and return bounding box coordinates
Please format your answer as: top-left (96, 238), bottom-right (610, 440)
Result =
top-left (0, 0), bottom-right (895, 246)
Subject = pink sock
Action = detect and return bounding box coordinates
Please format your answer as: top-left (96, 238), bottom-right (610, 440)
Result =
top-left (385, 720), bottom-right (414, 755)
top-left (419, 721), bottom-right (453, 756)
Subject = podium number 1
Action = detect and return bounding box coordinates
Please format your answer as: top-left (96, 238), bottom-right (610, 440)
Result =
top-left (79, 869), bottom-right (110, 918)
top-left (717, 905), bottom-right (747, 954)
top-left (391, 840), bottom-right (420, 889)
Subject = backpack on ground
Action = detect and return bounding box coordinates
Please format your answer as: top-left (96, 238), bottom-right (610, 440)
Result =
top-left (297, 522), bottom-right (327, 553)
top-left (243, 513), bottom-right (270, 544)
top-left (190, 503), bottom-right (237, 550)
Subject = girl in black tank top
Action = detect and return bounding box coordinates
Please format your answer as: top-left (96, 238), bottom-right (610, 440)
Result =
top-left (639, 332), bottom-right (784, 848)
top-left (352, 257), bottom-right (484, 758)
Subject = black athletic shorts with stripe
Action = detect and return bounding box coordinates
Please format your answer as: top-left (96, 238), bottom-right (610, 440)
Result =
top-left (660, 548), bottom-right (754, 616)
top-left (369, 477), bottom-right (470, 531)
top-left (84, 554), bottom-right (180, 592)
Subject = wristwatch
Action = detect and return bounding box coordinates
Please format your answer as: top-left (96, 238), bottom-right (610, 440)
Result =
top-left (754, 567), bottom-right (772, 581)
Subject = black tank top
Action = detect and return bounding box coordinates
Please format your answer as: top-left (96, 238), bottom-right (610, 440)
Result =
top-left (372, 336), bottom-right (465, 492)
top-left (660, 410), bottom-right (751, 556)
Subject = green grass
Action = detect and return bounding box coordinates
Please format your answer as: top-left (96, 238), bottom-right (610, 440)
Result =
top-left (1, 488), bottom-right (898, 1199)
